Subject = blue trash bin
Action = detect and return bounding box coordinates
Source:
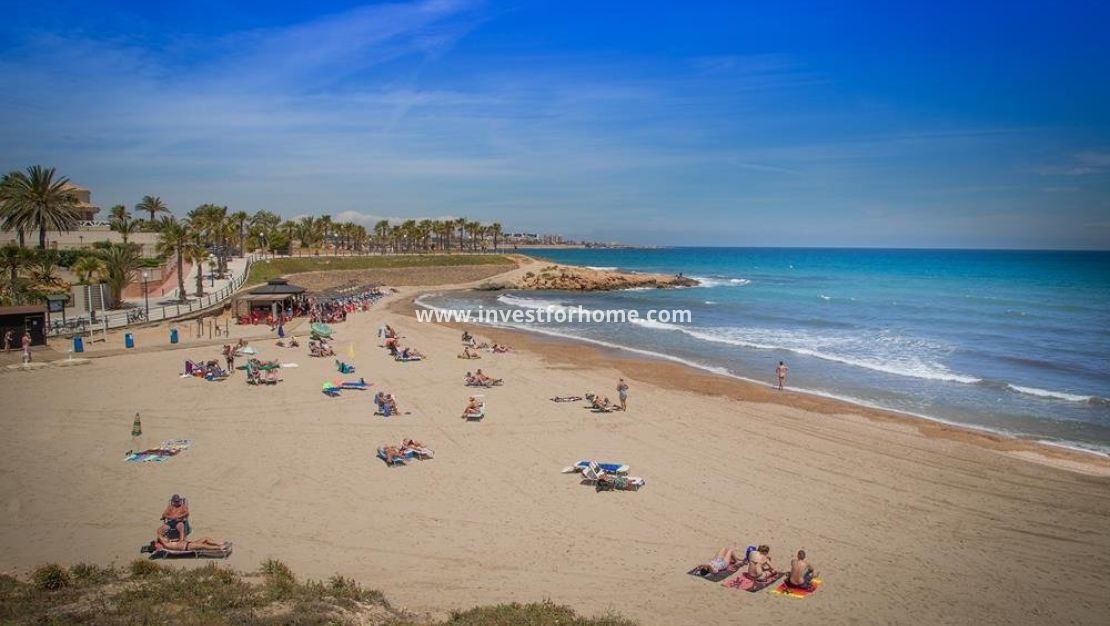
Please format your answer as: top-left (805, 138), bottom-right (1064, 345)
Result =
top-left (73, 336), bottom-right (84, 353)
top-left (124, 333), bottom-right (134, 349)
top-left (170, 328), bottom-right (179, 344)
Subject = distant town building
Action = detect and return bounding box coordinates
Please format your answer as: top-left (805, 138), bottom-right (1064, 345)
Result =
top-left (61, 183), bottom-right (101, 222)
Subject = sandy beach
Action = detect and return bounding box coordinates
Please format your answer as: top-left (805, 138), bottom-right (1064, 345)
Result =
top-left (2, 264), bottom-right (1109, 625)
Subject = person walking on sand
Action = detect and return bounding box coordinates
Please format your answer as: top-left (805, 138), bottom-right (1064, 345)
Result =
top-left (20, 331), bottom-right (32, 364)
top-left (776, 361), bottom-right (789, 390)
top-left (617, 378), bottom-right (629, 411)
top-left (3, 329), bottom-right (12, 353)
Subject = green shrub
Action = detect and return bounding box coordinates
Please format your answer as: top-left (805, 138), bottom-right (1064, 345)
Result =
top-left (31, 564), bottom-right (70, 591)
top-left (70, 562), bottom-right (117, 585)
top-left (128, 558), bottom-right (163, 578)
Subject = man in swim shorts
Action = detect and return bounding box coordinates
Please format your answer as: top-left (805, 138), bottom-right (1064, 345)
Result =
top-left (787, 549), bottom-right (816, 590)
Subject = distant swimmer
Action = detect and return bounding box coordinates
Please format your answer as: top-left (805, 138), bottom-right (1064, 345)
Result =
top-left (776, 361), bottom-right (789, 390)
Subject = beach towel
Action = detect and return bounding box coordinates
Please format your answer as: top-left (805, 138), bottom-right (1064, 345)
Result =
top-left (723, 572), bottom-right (785, 592)
top-left (770, 578), bottom-right (823, 598)
top-left (688, 563), bottom-right (743, 583)
top-left (322, 384), bottom-right (341, 397)
top-left (562, 460), bottom-right (629, 474)
top-left (394, 356), bottom-right (422, 362)
top-left (141, 541), bottom-right (233, 559)
top-left (339, 378), bottom-right (370, 390)
top-left (594, 475), bottom-right (645, 491)
top-left (125, 439), bottom-right (192, 463)
top-left (551, 396), bottom-right (584, 402)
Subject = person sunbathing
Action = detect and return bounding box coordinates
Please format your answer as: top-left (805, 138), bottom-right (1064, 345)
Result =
top-left (490, 343), bottom-right (511, 353)
top-left (786, 549), bottom-right (816, 590)
top-left (698, 547), bottom-right (746, 574)
top-left (461, 396), bottom-right (484, 418)
top-left (591, 395), bottom-right (614, 411)
top-left (458, 346), bottom-right (480, 359)
top-left (474, 369), bottom-right (501, 385)
top-left (155, 524), bottom-right (227, 552)
top-left (380, 445), bottom-right (406, 464)
top-left (747, 545), bottom-right (777, 581)
top-left (399, 347), bottom-right (425, 360)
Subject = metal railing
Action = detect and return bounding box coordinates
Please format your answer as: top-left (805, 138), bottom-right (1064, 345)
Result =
top-left (49, 254), bottom-right (259, 336)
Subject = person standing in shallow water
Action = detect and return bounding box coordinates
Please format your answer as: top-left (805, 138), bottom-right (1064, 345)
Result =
top-left (776, 361), bottom-right (789, 390)
top-left (617, 378), bottom-right (629, 411)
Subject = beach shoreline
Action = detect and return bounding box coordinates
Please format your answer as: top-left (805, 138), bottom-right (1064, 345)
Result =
top-left (398, 285), bottom-right (1110, 477)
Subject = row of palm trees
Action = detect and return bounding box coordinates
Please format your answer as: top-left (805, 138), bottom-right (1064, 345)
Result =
top-left (2, 165), bottom-right (515, 307)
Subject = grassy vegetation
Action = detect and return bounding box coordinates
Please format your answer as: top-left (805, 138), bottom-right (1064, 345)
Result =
top-left (0, 560), bottom-right (634, 626)
top-left (246, 254), bottom-right (514, 286)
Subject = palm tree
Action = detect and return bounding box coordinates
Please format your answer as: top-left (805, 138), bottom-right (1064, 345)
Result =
top-left (0, 166), bottom-right (80, 249)
top-left (186, 234), bottom-right (208, 297)
top-left (373, 220), bottom-right (390, 254)
top-left (489, 222), bottom-right (503, 253)
top-left (278, 220), bottom-right (299, 254)
top-left (455, 217), bottom-right (467, 252)
top-left (297, 216), bottom-right (323, 250)
top-left (0, 245), bottom-right (33, 303)
top-left (136, 195), bottom-right (169, 223)
top-left (156, 218), bottom-right (189, 302)
top-left (111, 216), bottom-right (140, 243)
top-left (436, 220), bottom-right (453, 253)
top-left (72, 255), bottom-right (106, 285)
top-left (229, 210), bottom-right (250, 256)
top-left (465, 220), bottom-right (482, 252)
top-left (97, 242), bottom-right (142, 305)
top-left (108, 204), bottom-right (130, 221)
top-left (249, 210), bottom-right (281, 255)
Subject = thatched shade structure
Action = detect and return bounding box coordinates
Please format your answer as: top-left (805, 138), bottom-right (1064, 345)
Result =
top-left (232, 279), bottom-right (306, 319)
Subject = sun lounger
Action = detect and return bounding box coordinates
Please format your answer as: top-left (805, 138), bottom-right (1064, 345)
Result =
top-left (340, 378), bottom-right (370, 390)
top-left (561, 460), bottom-right (629, 474)
top-left (394, 355), bottom-right (423, 362)
top-left (140, 541), bottom-right (233, 560)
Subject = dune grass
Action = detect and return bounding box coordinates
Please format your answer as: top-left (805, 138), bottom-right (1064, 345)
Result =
top-left (0, 560), bottom-right (634, 625)
top-left (246, 254), bottom-right (513, 286)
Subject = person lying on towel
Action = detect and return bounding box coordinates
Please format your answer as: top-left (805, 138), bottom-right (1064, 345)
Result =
top-left (380, 445), bottom-right (407, 464)
top-left (698, 547), bottom-right (746, 574)
top-left (747, 545), bottom-right (778, 581)
top-left (461, 396), bottom-right (484, 418)
top-left (458, 346), bottom-right (481, 359)
top-left (155, 524), bottom-right (227, 552)
top-left (786, 549), bottom-right (817, 590)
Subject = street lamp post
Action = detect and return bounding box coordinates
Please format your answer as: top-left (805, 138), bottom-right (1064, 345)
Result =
top-left (142, 270), bottom-right (150, 321)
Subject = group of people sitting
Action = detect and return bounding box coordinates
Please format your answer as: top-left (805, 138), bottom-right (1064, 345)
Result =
top-left (378, 438), bottom-right (434, 464)
top-left (585, 393), bottom-right (622, 412)
top-left (184, 359), bottom-right (229, 380)
top-left (244, 358), bottom-right (282, 384)
top-left (374, 391), bottom-right (402, 416)
top-left (458, 331), bottom-right (512, 358)
top-left (275, 336), bottom-right (300, 348)
top-left (309, 339), bottom-right (335, 357)
top-left (381, 327), bottom-right (425, 361)
top-left (309, 289), bottom-right (382, 324)
top-left (697, 544), bottom-right (817, 591)
top-left (464, 369), bottom-right (503, 387)
top-left (150, 494), bottom-right (229, 553)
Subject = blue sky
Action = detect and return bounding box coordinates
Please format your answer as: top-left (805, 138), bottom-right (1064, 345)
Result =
top-left (1, 0), bottom-right (1108, 248)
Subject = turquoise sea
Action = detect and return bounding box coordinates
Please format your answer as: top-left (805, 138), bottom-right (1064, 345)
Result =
top-left (420, 248), bottom-right (1110, 454)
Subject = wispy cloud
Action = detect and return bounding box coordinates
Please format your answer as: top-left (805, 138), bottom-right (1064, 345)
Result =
top-left (1036, 150), bottom-right (1110, 176)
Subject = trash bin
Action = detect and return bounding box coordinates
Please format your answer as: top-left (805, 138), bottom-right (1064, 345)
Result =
top-left (73, 336), bottom-right (84, 353)
top-left (170, 328), bottom-right (179, 344)
top-left (124, 333), bottom-right (134, 349)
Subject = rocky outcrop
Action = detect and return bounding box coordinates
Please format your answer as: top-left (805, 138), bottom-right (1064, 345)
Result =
top-left (492, 265), bottom-right (698, 291)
